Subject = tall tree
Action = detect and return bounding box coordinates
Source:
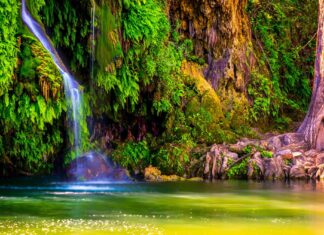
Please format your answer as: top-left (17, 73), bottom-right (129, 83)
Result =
top-left (298, 0), bottom-right (324, 150)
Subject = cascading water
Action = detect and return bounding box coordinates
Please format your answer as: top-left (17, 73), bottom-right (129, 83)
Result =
top-left (21, 0), bottom-right (83, 155)
top-left (21, 0), bottom-right (129, 181)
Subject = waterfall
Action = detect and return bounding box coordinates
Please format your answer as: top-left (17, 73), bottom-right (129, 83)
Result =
top-left (21, 0), bottom-right (84, 155)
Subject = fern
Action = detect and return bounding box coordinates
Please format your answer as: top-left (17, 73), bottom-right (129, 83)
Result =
top-left (0, 0), bottom-right (19, 96)
top-left (0, 35), bottom-right (66, 174)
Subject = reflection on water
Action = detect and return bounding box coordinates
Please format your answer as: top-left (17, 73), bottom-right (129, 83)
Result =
top-left (0, 179), bottom-right (324, 234)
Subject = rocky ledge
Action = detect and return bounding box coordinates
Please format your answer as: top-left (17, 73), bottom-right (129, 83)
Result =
top-left (203, 133), bottom-right (324, 180)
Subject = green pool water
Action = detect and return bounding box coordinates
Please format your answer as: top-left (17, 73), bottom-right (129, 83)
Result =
top-left (0, 179), bottom-right (324, 235)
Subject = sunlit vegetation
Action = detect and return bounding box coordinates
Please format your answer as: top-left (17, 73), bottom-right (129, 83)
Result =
top-left (0, 0), bottom-right (19, 97)
top-left (0, 34), bottom-right (65, 175)
top-left (0, 0), bottom-right (319, 176)
top-left (247, 0), bottom-right (317, 128)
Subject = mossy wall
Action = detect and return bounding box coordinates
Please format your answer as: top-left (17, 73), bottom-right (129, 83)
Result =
top-left (0, 34), bottom-right (66, 176)
top-left (0, 0), bottom-right (318, 176)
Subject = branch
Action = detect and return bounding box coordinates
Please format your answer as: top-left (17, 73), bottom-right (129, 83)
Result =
top-left (299, 32), bottom-right (317, 52)
top-left (224, 152), bottom-right (253, 172)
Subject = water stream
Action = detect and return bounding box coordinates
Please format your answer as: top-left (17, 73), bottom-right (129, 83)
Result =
top-left (22, 0), bottom-right (83, 155)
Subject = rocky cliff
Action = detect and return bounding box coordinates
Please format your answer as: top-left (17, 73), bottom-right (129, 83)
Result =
top-left (168, 0), bottom-right (254, 92)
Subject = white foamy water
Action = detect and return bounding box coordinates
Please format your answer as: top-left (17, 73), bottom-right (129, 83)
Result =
top-left (21, 0), bottom-right (83, 154)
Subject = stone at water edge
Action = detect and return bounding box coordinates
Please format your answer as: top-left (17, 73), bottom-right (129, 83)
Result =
top-left (247, 152), bottom-right (264, 180)
top-left (144, 166), bottom-right (193, 182)
top-left (66, 152), bottom-right (129, 181)
top-left (144, 166), bottom-right (161, 181)
top-left (276, 149), bottom-right (293, 160)
top-left (290, 165), bottom-right (307, 179)
top-left (267, 136), bottom-right (282, 151)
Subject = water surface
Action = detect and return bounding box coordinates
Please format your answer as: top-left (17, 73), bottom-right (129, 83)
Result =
top-left (0, 179), bottom-right (324, 234)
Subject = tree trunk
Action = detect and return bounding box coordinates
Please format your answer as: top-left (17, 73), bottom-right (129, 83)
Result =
top-left (298, 0), bottom-right (324, 150)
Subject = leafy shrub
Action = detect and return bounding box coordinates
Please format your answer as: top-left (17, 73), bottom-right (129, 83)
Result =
top-left (0, 0), bottom-right (19, 96)
top-left (0, 35), bottom-right (66, 175)
top-left (92, 0), bottom-right (184, 118)
top-left (40, 0), bottom-right (91, 72)
top-left (153, 134), bottom-right (195, 175)
top-left (26, 0), bottom-right (45, 22)
top-left (261, 150), bottom-right (273, 158)
top-left (112, 140), bottom-right (150, 172)
top-left (226, 158), bottom-right (249, 179)
top-left (247, 0), bottom-right (317, 125)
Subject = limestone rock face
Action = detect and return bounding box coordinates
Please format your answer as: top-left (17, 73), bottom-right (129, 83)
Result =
top-left (247, 152), bottom-right (264, 180)
top-left (263, 156), bottom-right (287, 180)
top-left (66, 152), bottom-right (129, 181)
top-left (204, 144), bottom-right (239, 180)
top-left (290, 165), bottom-right (307, 179)
top-left (200, 132), bottom-right (324, 181)
top-left (168, 0), bottom-right (253, 92)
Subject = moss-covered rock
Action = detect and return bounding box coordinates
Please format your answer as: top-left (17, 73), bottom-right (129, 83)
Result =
top-left (182, 60), bottom-right (224, 122)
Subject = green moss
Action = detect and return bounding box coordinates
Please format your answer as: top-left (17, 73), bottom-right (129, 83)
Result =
top-left (112, 140), bottom-right (151, 172)
top-left (227, 158), bottom-right (250, 179)
top-left (0, 0), bottom-right (19, 96)
top-left (261, 150), bottom-right (273, 159)
top-left (96, 3), bottom-right (123, 70)
top-left (92, 0), bottom-right (183, 117)
top-left (0, 35), bottom-right (66, 175)
top-left (40, 0), bottom-right (91, 72)
top-left (0, 0), bottom-right (318, 176)
top-left (26, 0), bottom-right (45, 23)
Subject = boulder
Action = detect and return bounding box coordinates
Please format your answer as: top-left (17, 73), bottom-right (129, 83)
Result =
top-left (264, 156), bottom-right (286, 180)
top-left (204, 145), bottom-right (226, 179)
top-left (304, 149), bottom-right (318, 158)
top-left (316, 164), bottom-right (324, 179)
top-left (307, 166), bottom-right (318, 178)
top-left (292, 155), bottom-right (306, 166)
top-left (292, 152), bottom-right (303, 158)
top-left (228, 142), bottom-right (247, 154)
top-left (160, 175), bottom-right (184, 181)
top-left (276, 149), bottom-right (293, 160)
top-left (144, 166), bottom-right (161, 181)
top-left (267, 136), bottom-right (282, 151)
top-left (283, 134), bottom-right (292, 145)
top-left (316, 153), bottom-right (324, 165)
top-left (221, 156), bottom-right (229, 175)
top-left (211, 152), bottom-right (222, 179)
top-left (204, 151), bottom-right (212, 178)
top-left (247, 152), bottom-right (264, 179)
top-left (144, 166), bottom-right (187, 181)
top-left (223, 151), bottom-right (239, 160)
top-left (290, 165), bottom-right (306, 179)
top-left (67, 152), bottom-right (129, 181)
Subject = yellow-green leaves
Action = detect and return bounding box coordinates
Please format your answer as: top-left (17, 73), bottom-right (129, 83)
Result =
top-left (0, 0), bottom-right (19, 96)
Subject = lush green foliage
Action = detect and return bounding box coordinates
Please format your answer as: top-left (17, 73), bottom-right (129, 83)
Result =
top-left (40, 0), bottom-right (91, 72)
top-left (26, 0), bottom-right (45, 22)
top-left (0, 0), bottom-right (319, 177)
top-left (0, 0), bottom-right (19, 96)
top-left (227, 158), bottom-right (249, 179)
top-left (95, 3), bottom-right (123, 71)
top-left (247, 0), bottom-right (317, 127)
top-left (112, 140), bottom-right (150, 171)
top-left (93, 0), bottom-right (183, 117)
top-left (0, 35), bottom-right (65, 175)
